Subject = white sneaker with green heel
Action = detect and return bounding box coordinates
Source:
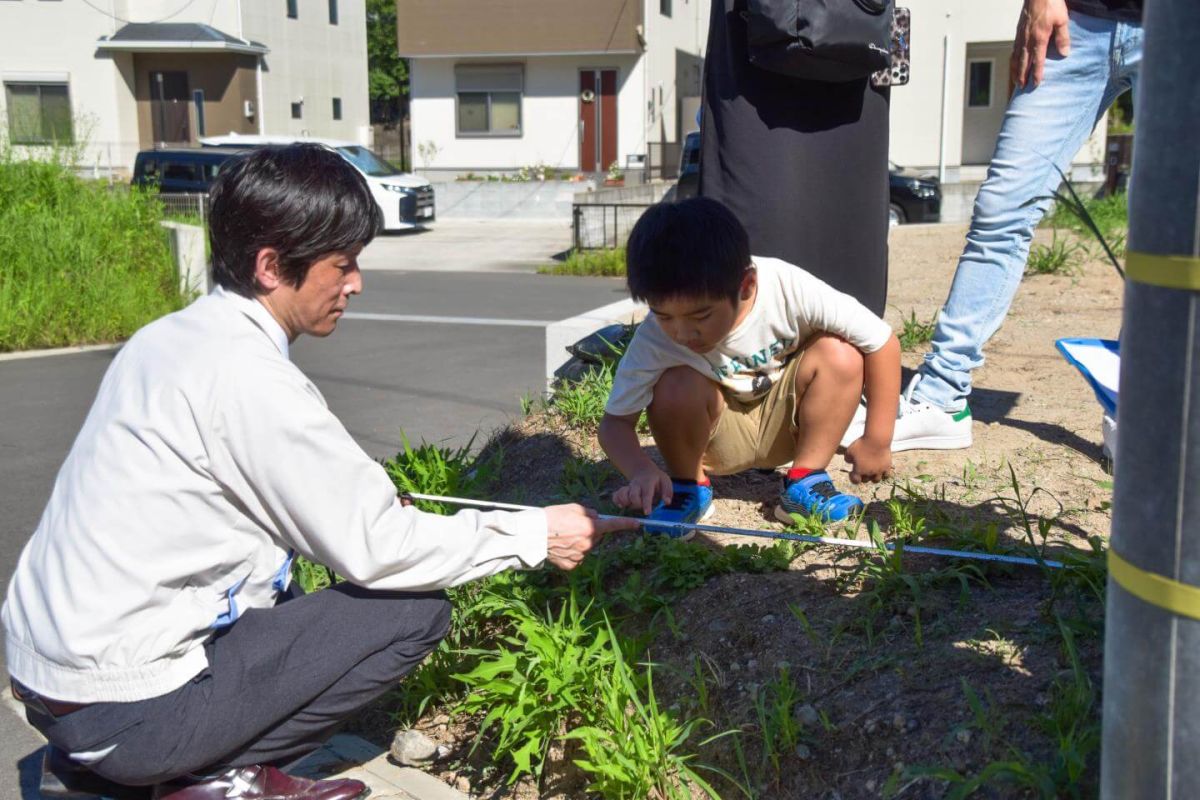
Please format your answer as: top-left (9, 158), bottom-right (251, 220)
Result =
top-left (841, 376), bottom-right (973, 452)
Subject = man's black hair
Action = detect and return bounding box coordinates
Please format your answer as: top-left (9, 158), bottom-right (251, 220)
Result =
top-left (209, 144), bottom-right (381, 296)
top-left (625, 196), bottom-right (751, 305)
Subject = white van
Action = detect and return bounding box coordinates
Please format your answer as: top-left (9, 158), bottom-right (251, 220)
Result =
top-left (199, 134), bottom-right (434, 231)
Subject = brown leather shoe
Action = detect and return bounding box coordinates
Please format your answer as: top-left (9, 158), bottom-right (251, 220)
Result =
top-left (152, 766), bottom-right (368, 800)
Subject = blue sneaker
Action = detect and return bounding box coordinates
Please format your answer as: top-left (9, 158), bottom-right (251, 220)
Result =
top-left (774, 472), bottom-right (864, 524)
top-left (643, 480), bottom-right (714, 540)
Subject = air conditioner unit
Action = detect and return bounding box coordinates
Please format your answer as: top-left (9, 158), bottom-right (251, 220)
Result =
top-left (243, 100), bottom-right (255, 118)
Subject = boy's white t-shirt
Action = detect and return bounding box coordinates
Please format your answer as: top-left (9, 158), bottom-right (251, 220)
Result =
top-left (605, 256), bottom-right (893, 417)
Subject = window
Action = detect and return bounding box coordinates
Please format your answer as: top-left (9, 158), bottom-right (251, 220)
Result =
top-left (455, 65), bottom-right (522, 136)
top-left (161, 161), bottom-right (199, 182)
top-left (332, 97), bottom-right (342, 120)
top-left (287, 0), bottom-right (298, 19)
top-left (328, 0), bottom-right (338, 24)
top-left (291, 101), bottom-right (303, 119)
top-left (661, 0), bottom-right (672, 16)
top-left (4, 82), bottom-right (72, 144)
top-left (967, 60), bottom-right (992, 108)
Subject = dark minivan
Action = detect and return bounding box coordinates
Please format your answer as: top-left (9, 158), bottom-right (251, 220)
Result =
top-left (131, 146), bottom-right (248, 194)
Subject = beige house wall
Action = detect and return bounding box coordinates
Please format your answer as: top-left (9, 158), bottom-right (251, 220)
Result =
top-left (397, 0), bottom-right (643, 57)
top-left (132, 53), bottom-right (257, 147)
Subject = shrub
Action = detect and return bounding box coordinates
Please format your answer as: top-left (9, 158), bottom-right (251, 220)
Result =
top-left (540, 248), bottom-right (627, 277)
top-left (0, 150), bottom-right (184, 351)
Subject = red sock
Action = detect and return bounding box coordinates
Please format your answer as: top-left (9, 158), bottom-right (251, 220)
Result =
top-left (673, 476), bottom-right (711, 486)
top-left (787, 467), bottom-right (817, 483)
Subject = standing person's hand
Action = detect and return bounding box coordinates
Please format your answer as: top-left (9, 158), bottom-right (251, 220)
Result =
top-left (544, 504), bottom-right (638, 570)
top-left (1011, 0), bottom-right (1071, 89)
top-left (612, 465), bottom-right (674, 515)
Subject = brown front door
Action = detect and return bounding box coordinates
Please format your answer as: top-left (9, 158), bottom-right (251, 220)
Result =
top-left (150, 70), bottom-right (191, 144)
top-left (579, 69), bottom-right (617, 173)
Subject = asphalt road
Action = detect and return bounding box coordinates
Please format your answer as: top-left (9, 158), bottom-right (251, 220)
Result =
top-left (0, 231), bottom-right (624, 798)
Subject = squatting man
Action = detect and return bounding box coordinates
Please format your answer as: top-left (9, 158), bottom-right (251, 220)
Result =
top-left (2, 144), bottom-right (638, 800)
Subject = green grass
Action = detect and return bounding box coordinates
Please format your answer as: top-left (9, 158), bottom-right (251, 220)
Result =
top-left (1040, 189), bottom-right (1129, 267)
top-left (896, 308), bottom-right (939, 351)
top-left (0, 150), bottom-right (185, 351)
top-left (539, 248), bottom-right (626, 277)
top-left (752, 665), bottom-right (805, 782)
top-left (380, 431), bottom-right (500, 513)
top-left (1026, 234), bottom-right (1084, 276)
top-left (1042, 191), bottom-right (1128, 239)
top-left (550, 361), bottom-right (616, 430)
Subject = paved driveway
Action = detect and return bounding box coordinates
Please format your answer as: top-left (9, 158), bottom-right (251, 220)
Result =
top-left (0, 265), bottom-right (623, 799)
top-left (360, 219), bottom-right (573, 273)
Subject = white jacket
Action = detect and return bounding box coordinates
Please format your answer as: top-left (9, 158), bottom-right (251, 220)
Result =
top-left (3, 288), bottom-right (547, 703)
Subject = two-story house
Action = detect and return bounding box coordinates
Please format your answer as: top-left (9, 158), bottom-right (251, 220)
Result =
top-left (1, 0), bottom-right (370, 178)
top-left (397, 0), bottom-right (1107, 199)
top-left (397, 0), bottom-right (709, 179)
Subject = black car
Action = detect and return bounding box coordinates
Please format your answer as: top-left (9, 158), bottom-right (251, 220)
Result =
top-left (673, 133), bottom-right (941, 226)
top-left (131, 146), bottom-right (248, 194)
top-left (888, 161), bottom-right (941, 226)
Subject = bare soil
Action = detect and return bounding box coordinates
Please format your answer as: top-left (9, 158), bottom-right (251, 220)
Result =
top-left (362, 222), bottom-right (1122, 799)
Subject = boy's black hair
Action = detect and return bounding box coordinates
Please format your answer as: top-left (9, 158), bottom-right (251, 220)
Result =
top-left (209, 144), bottom-right (381, 296)
top-left (625, 196), bottom-right (751, 305)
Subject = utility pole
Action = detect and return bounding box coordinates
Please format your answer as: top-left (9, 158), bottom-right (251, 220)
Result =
top-left (1101, 0), bottom-right (1200, 796)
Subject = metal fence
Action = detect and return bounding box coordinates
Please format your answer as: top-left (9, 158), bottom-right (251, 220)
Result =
top-left (572, 202), bottom-right (654, 250)
top-left (158, 193), bottom-right (210, 229)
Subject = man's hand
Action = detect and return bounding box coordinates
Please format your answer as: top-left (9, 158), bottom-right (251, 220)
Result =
top-left (612, 465), bottom-right (674, 515)
top-left (1011, 0), bottom-right (1071, 89)
top-left (844, 437), bottom-right (893, 485)
top-left (544, 504), bottom-right (638, 570)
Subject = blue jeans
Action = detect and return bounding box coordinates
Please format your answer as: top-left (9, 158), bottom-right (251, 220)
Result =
top-left (914, 11), bottom-right (1142, 412)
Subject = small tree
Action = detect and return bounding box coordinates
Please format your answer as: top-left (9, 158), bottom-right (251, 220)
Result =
top-left (366, 0), bottom-right (409, 124)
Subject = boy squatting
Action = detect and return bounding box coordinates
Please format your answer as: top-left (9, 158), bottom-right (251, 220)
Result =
top-left (598, 197), bottom-right (902, 532)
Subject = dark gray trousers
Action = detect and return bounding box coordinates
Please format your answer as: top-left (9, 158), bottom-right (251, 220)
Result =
top-left (22, 584), bottom-right (451, 786)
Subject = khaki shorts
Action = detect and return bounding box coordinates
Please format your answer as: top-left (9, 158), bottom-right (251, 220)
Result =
top-left (703, 352), bottom-right (804, 476)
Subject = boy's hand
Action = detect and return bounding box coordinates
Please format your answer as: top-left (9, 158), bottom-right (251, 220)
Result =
top-left (844, 437), bottom-right (893, 484)
top-left (612, 465), bottom-right (674, 515)
top-left (545, 504), bottom-right (639, 570)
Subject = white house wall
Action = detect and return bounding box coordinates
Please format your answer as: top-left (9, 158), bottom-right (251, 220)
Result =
top-left (641, 0), bottom-right (711, 144)
top-left (0, 0), bottom-right (369, 176)
top-left (890, 0), bottom-right (1105, 177)
top-left (0, 0), bottom-right (138, 174)
top-left (112, 0), bottom-right (241, 33)
top-left (241, 0), bottom-right (370, 144)
top-left (409, 55), bottom-right (644, 172)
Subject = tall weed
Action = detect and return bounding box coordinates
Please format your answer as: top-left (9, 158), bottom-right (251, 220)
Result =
top-left (565, 618), bottom-right (736, 800)
top-left (453, 590), bottom-right (617, 781)
top-left (380, 431), bottom-right (499, 513)
top-left (0, 150), bottom-right (184, 350)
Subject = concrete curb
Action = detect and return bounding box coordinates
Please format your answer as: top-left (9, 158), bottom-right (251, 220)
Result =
top-left (292, 735), bottom-right (467, 800)
top-left (0, 343), bottom-right (121, 363)
top-left (543, 296), bottom-right (646, 389)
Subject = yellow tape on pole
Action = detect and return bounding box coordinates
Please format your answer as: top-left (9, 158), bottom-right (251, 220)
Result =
top-left (1126, 251), bottom-right (1200, 291)
top-left (1109, 550), bottom-right (1200, 621)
